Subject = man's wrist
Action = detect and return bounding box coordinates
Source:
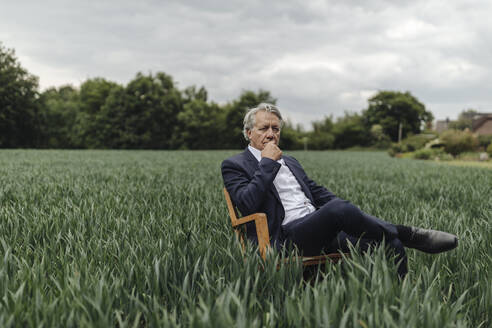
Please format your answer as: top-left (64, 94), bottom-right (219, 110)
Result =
top-left (261, 155), bottom-right (277, 161)
top-left (260, 157), bottom-right (280, 165)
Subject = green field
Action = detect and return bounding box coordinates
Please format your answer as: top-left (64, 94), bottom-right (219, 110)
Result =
top-left (0, 150), bottom-right (490, 327)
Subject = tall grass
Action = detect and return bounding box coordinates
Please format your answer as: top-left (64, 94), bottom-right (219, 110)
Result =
top-left (0, 150), bottom-right (490, 327)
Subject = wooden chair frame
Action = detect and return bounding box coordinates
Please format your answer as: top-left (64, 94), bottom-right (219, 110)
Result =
top-left (223, 188), bottom-right (345, 266)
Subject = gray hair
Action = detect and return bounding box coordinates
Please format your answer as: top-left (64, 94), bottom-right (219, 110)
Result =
top-left (243, 103), bottom-right (284, 140)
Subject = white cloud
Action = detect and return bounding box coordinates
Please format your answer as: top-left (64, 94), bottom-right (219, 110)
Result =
top-left (385, 19), bottom-right (438, 41)
top-left (339, 90), bottom-right (377, 103)
top-left (1, 0), bottom-right (492, 129)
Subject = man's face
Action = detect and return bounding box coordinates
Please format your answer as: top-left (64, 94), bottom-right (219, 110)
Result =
top-left (247, 110), bottom-right (281, 150)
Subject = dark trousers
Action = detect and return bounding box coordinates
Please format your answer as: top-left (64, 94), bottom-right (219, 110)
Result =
top-left (282, 198), bottom-right (408, 277)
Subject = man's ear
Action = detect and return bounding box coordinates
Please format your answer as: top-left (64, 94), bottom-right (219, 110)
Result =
top-left (247, 129), bottom-right (252, 139)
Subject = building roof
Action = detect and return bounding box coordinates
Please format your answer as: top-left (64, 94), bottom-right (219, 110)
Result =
top-left (472, 113), bottom-right (492, 131)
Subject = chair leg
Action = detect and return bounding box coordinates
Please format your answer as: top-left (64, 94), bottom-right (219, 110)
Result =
top-left (254, 215), bottom-right (270, 260)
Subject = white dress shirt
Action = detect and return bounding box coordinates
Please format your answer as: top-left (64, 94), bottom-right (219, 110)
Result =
top-left (248, 145), bottom-right (316, 225)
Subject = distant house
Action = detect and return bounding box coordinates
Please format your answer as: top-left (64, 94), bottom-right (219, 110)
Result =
top-left (435, 112), bottom-right (492, 135)
top-left (472, 113), bottom-right (492, 135)
top-left (435, 118), bottom-right (451, 133)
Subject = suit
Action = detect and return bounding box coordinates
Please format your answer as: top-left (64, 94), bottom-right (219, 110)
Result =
top-left (221, 148), bottom-right (407, 276)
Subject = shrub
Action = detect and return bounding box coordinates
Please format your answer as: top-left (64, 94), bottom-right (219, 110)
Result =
top-left (280, 126), bottom-right (304, 150)
top-left (440, 130), bottom-right (478, 156)
top-left (402, 133), bottom-right (437, 151)
top-left (388, 143), bottom-right (408, 157)
top-left (412, 148), bottom-right (448, 160)
top-left (487, 143), bottom-right (492, 157)
top-left (437, 152), bottom-right (454, 161)
top-left (456, 152), bottom-right (480, 161)
top-left (478, 135), bottom-right (492, 149)
top-left (413, 148), bottom-right (434, 160)
top-left (308, 132), bottom-right (335, 150)
top-left (374, 140), bottom-right (392, 150)
top-left (387, 134), bottom-right (439, 157)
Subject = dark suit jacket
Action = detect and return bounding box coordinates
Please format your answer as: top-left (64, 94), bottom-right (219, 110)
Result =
top-left (221, 148), bottom-right (336, 247)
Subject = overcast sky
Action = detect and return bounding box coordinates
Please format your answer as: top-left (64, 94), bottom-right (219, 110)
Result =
top-left (1, 0), bottom-right (491, 128)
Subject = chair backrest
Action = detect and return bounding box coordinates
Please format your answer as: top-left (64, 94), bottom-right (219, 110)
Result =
top-left (223, 187), bottom-right (240, 223)
top-left (223, 187), bottom-right (248, 251)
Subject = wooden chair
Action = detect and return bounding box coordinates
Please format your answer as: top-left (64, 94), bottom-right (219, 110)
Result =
top-left (223, 188), bottom-right (345, 267)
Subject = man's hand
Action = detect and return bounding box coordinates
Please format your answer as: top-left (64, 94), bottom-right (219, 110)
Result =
top-left (261, 141), bottom-right (282, 161)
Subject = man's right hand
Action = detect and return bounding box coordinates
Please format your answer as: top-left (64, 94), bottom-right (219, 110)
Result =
top-left (261, 142), bottom-right (282, 161)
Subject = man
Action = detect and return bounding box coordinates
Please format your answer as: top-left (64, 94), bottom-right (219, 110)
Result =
top-left (221, 103), bottom-right (458, 277)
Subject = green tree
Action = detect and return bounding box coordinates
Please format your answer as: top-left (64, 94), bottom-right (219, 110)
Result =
top-left (170, 85), bottom-right (216, 149)
top-left (363, 91), bottom-right (433, 142)
top-left (96, 72), bottom-right (182, 149)
top-left (182, 85), bottom-right (208, 103)
top-left (0, 43), bottom-right (40, 147)
top-left (93, 85), bottom-right (126, 148)
top-left (312, 116), bottom-right (334, 134)
top-left (448, 108), bottom-right (478, 131)
top-left (280, 120), bottom-right (304, 150)
top-left (333, 112), bottom-right (371, 149)
top-left (37, 85), bottom-right (80, 148)
top-left (74, 78), bottom-right (120, 148)
top-left (308, 116), bottom-right (335, 150)
top-left (174, 99), bottom-right (225, 149)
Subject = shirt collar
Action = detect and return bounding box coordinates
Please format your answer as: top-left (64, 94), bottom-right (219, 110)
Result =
top-left (248, 145), bottom-right (262, 162)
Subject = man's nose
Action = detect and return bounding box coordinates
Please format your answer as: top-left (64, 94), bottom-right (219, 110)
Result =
top-left (266, 128), bottom-right (274, 138)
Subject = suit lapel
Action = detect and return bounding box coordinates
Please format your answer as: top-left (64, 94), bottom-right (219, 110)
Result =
top-left (242, 148), bottom-right (258, 176)
top-left (242, 148), bottom-right (282, 205)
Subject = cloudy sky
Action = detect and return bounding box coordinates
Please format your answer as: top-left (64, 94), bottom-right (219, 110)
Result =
top-left (1, 0), bottom-right (491, 128)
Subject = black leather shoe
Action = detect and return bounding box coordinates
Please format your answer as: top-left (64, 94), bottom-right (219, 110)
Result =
top-left (403, 227), bottom-right (458, 254)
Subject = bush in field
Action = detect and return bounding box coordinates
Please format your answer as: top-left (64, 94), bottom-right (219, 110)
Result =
top-left (478, 135), bottom-right (492, 150)
top-left (402, 133), bottom-right (437, 151)
top-left (412, 148), bottom-right (448, 160)
top-left (412, 148), bottom-right (434, 160)
top-left (487, 143), bottom-right (492, 157)
top-left (332, 112), bottom-right (372, 149)
top-left (308, 132), bottom-right (335, 150)
top-left (279, 124), bottom-right (304, 150)
top-left (387, 133), bottom-right (438, 157)
top-left (387, 143), bottom-right (407, 157)
top-left (440, 130), bottom-right (478, 156)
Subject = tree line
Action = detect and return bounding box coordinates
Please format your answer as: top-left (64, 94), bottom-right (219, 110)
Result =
top-left (1, 42), bottom-right (434, 150)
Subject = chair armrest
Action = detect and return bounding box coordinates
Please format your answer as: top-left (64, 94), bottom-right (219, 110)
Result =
top-left (231, 212), bottom-right (270, 260)
top-left (230, 213), bottom-right (267, 227)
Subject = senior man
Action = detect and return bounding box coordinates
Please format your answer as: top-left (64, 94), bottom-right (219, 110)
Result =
top-left (221, 103), bottom-right (458, 277)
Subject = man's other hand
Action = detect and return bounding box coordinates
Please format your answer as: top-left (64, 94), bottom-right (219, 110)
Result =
top-left (261, 141), bottom-right (282, 161)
